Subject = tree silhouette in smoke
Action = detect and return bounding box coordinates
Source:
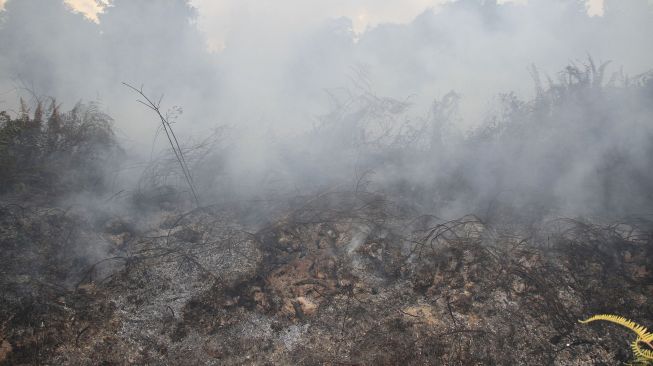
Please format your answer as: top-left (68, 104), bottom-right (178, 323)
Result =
top-left (98, 0), bottom-right (216, 93)
top-left (0, 0), bottom-right (101, 97)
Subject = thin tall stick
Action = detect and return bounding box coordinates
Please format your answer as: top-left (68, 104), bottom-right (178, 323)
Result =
top-left (123, 83), bottom-right (200, 207)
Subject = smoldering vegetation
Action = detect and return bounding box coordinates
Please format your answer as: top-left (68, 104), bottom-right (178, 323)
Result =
top-left (0, 0), bottom-right (652, 365)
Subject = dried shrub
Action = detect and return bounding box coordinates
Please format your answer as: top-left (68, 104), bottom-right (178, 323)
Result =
top-left (0, 100), bottom-right (122, 195)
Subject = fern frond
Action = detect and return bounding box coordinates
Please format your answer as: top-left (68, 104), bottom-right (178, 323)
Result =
top-left (580, 314), bottom-right (653, 364)
top-left (579, 314), bottom-right (652, 341)
top-left (631, 339), bottom-right (653, 362)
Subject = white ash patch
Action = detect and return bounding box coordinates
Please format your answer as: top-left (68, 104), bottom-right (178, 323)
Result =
top-left (279, 323), bottom-right (309, 351)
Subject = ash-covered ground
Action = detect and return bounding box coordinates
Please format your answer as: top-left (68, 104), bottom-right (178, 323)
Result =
top-left (1, 189), bottom-right (651, 365)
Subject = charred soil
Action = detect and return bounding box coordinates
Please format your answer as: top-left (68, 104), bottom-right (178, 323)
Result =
top-left (0, 191), bottom-right (651, 365)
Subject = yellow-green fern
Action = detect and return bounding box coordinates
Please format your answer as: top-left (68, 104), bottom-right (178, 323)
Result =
top-left (580, 314), bottom-right (653, 365)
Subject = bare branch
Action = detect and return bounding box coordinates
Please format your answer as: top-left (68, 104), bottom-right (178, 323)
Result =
top-left (123, 82), bottom-right (200, 208)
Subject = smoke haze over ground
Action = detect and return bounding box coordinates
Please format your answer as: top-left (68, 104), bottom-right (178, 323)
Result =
top-left (1, 1), bottom-right (653, 364)
top-left (0, 0), bottom-right (652, 217)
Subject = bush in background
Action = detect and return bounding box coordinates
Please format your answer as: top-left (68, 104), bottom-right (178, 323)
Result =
top-left (0, 100), bottom-right (121, 195)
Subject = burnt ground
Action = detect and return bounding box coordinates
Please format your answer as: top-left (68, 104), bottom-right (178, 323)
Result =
top-left (0, 191), bottom-right (652, 365)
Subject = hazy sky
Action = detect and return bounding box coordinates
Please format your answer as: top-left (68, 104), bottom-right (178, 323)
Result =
top-left (113, 0), bottom-right (600, 50)
top-left (0, 0), bottom-right (606, 46)
top-left (187, 0), bottom-right (604, 38)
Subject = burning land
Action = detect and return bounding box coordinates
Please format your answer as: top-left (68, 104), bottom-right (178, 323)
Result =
top-left (1, 1), bottom-right (653, 365)
top-left (0, 188), bottom-right (652, 365)
top-left (1, 62), bottom-right (652, 365)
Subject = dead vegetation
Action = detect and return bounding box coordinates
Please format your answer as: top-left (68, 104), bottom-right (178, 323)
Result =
top-left (0, 99), bottom-right (121, 196)
top-left (0, 190), bottom-right (650, 365)
top-left (1, 61), bottom-right (652, 364)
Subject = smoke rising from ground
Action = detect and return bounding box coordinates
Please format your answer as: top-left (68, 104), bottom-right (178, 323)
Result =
top-left (1, 0), bottom-right (652, 220)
